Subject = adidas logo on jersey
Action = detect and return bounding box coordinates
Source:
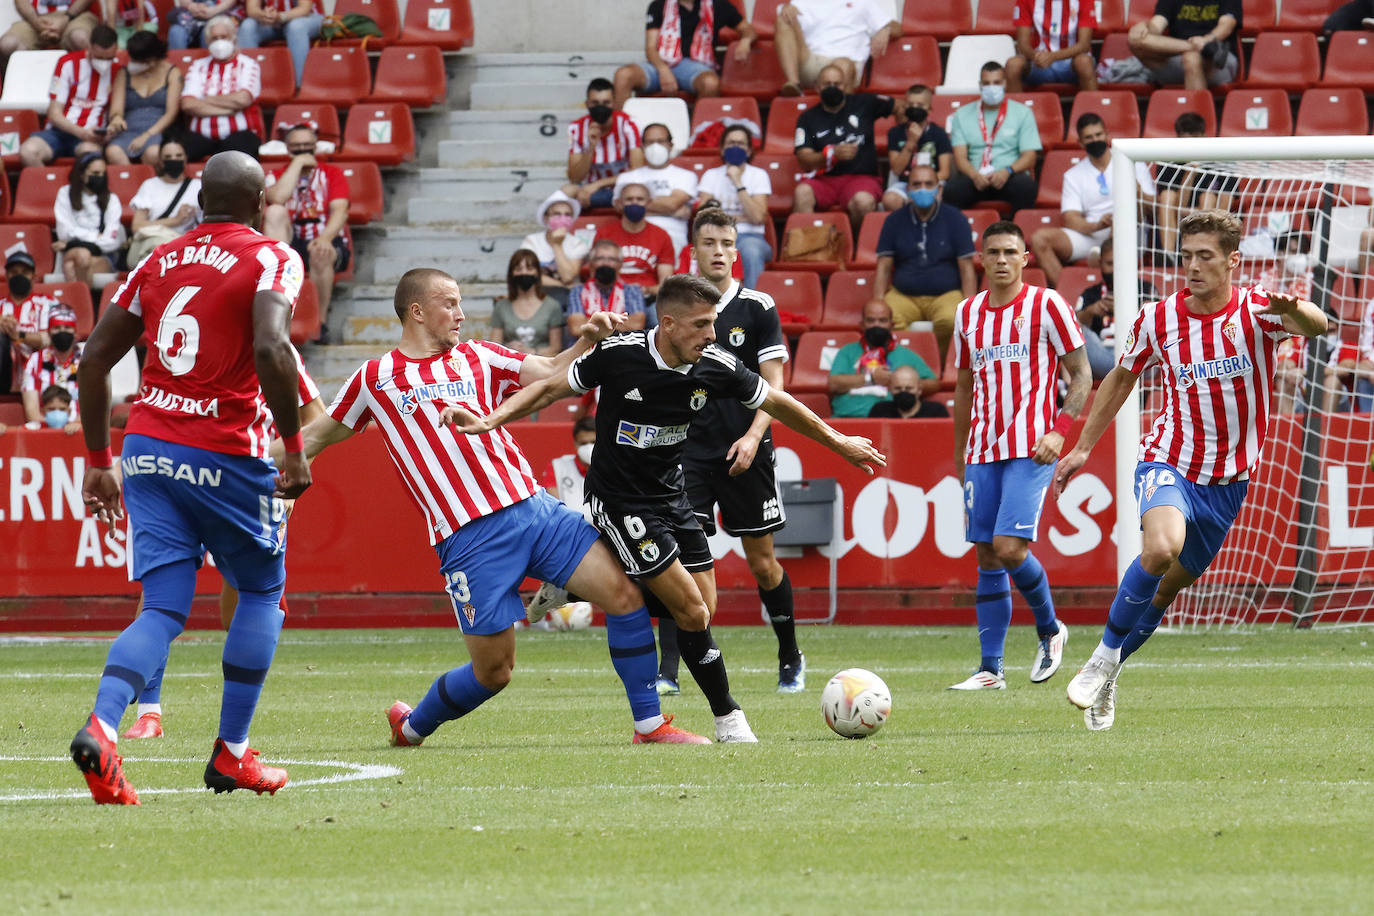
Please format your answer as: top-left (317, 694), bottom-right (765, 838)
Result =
top-left (625, 388), bottom-right (643, 401)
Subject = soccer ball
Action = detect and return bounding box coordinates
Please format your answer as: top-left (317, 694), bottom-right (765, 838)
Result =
top-left (544, 601), bottom-right (593, 631)
top-left (821, 668), bottom-right (891, 738)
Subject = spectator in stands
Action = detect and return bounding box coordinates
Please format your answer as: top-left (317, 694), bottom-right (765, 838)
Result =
top-left (881, 83), bottom-right (952, 212)
top-left (867, 364), bottom-right (948, 418)
top-left (490, 249), bottom-right (565, 357)
top-left (613, 122), bottom-right (698, 255)
top-left (613, 0), bottom-right (756, 108)
top-left (0, 251), bottom-right (58, 393)
top-left (1031, 113), bottom-right (1156, 287)
top-left (695, 125), bottom-right (772, 286)
top-left (179, 15), bottom-right (263, 161)
top-left (873, 164), bottom-right (976, 364)
top-left (543, 415), bottom-right (597, 513)
top-left (1005, 0), bottom-right (1098, 92)
top-left (19, 23), bottom-right (120, 167)
top-left (21, 306), bottom-right (81, 431)
top-left (104, 31), bottom-right (182, 167)
top-left (167, 0), bottom-right (241, 51)
top-left (33, 384), bottom-right (76, 429)
top-left (126, 138), bottom-right (201, 266)
top-left (238, 0), bottom-right (322, 87)
top-left (828, 299), bottom-right (938, 417)
top-left (596, 182), bottom-right (675, 296)
top-left (1128, 0), bottom-right (1239, 90)
top-left (1072, 236), bottom-right (1158, 380)
top-left (0, 0), bottom-right (100, 62)
top-left (1323, 1), bottom-right (1374, 34)
top-left (564, 77), bottom-right (645, 210)
top-left (775, 0), bottom-right (900, 95)
top-left (263, 123), bottom-right (349, 339)
top-left (1149, 112), bottom-right (1235, 263)
top-left (520, 191), bottom-right (589, 311)
top-left (944, 62), bottom-right (1040, 214)
top-left (793, 64), bottom-right (893, 232)
top-left (566, 239), bottom-right (648, 338)
top-left (106, 0), bottom-right (157, 47)
top-left (54, 152), bottom-right (122, 286)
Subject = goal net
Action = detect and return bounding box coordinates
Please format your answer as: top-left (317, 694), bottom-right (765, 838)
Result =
top-left (1111, 137), bottom-right (1374, 628)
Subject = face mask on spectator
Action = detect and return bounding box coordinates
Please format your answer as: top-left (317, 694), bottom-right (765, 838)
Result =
top-left (722, 145), bottom-right (749, 167)
top-left (576, 443), bottom-right (594, 465)
top-left (8, 274), bottom-right (32, 298)
top-left (863, 326), bottom-right (893, 350)
top-left (1084, 140), bottom-right (1109, 159)
top-left (127, 60), bottom-right (151, 75)
top-left (622, 203), bottom-right (647, 224)
top-left (593, 265), bottom-right (617, 286)
top-left (892, 391), bottom-right (917, 413)
top-left (546, 213), bottom-right (574, 231)
top-left (588, 104), bottom-right (613, 125)
top-left (51, 331), bottom-right (76, 351)
top-left (905, 106), bottom-right (927, 124)
top-left (908, 187), bottom-right (937, 209)
top-left (209, 39), bottom-right (236, 61)
top-left (644, 143), bottom-right (670, 167)
top-left (45, 409), bottom-right (69, 429)
top-left (162, 158), bottom-right (186, 178)
top-left (980, 84), bottom-right (1004, 107)
top-left (819, 86), bottom-right (845, 108)
top-left (512, 274), bottom-right (538, 291)
top-left (86, 175), bottom-right (107, 194)
top-left (90, 56), bottom-right (113, 75)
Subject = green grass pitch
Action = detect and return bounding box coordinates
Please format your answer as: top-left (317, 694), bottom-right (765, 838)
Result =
top-left (2, 625), bottom-right (1372, 914)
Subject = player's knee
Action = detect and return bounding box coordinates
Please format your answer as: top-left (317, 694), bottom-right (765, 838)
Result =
top-left (474, 657), bottom-right (514, 692)
top-left (745, 552), bottom-right (781, 586)
top-left (993, 539), bottom-right (1029, 569)
top-left (674, 600), bottom-right (710, 632)
top-left (599, 575), bottom-right (644, 615)
top-left (1138, 542), bottom-right (1177, 577)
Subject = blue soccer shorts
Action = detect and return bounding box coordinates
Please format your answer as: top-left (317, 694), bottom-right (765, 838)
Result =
top-left (434, 490), bottom-right (601, 636)
top-left (1134, 460), bottom-right (1249, 577)
top-left (120, 433), bottom-right (287, 593)
top-left (963, 457), bottom-right (1057, 544)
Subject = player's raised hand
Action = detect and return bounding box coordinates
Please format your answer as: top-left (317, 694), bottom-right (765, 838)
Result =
top-left (726, 431), bottom-right (762, 476)
top-left (1257, 291), bottom-right (1304, 316)
top-left (82, 466), bottom-right (124, 534)
top-left (274, 451), bottom-right (312, 500)
top-left (438, 404), bottom-right (489, 435)
top-left (837, 435), bottom-right (887, 475)
top-left (1031, 431), bottom-right (1065, 465)
top-left (580, 310), bottom-right (628, 342)
top-left (1053, 447), bottom-right (1088, 499)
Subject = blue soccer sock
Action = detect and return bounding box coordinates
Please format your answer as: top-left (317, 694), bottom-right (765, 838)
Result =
top-left (603, 607), bottom-right (661, 722)
top-left (1008, 553), bottom-right (1058, 638)
top-left (1120, 601), bottom-right (1169, 663)
top-left (93, 559), bottom-right (196, 730)
top-left (406, 664), bottom-right (497, 738)
top-left (138, 655), bottom-right (166, 706)
top-left (975, 567), bottom-right (1011, 675)
top-left (218, 587), bottom-right (285, 744)
top-left (1103, 557), bottom-right (1164, 651)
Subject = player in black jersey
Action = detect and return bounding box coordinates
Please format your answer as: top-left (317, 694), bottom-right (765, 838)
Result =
top-left (442, 274), bottom-right (885, 743)
top-left (653, 207), bottom-right (806, 695)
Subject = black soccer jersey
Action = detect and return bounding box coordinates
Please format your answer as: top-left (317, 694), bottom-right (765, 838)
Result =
top-left (569, 329), bottom-right (769, 502)
top-left (683, 280), bottom-right (790, 462)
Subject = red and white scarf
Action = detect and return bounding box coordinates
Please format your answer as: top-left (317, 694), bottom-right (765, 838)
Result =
top-left (658, 0), bottom-right (715, 67)
top-left (579, 280), bottom-right (627, 316)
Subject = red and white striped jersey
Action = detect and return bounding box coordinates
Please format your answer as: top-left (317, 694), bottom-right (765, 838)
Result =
top-left (1013, 0), bottom-right (1097, 53)
top-left (31, 0), bottom-right (75, 15)
top-left (266, 162), bottom-right (348, 242)
top-left (183, 55), bottom-right (263, 141)
top-left (256, 0), bottom-right (322, 12)
top-left (327, 342), bottom-right (542, 544)
top-left (1120, 285), bottom-right (1290, 485)
top-left (48, 51), bottom-right (119, 131)
top-left (955, 283), bottom-right (1084, 464)
top-left (291, 345), bottom-right (320, 407)
top-left (21, 342), bottom-right (82, 409)
top-left (568, 111), bottom-right (641, 184)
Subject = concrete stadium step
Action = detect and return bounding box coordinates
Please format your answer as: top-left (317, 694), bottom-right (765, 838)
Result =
top-left (462, 51), bottom-right (627, 86)
top-left (369, 227), bottom-right (528, 259)
top-left (446, 108), bottom-right (583, 143)
top-left (406, 196), bottom-right (556, 225)
top-left (470, 80), bottom-right (589, 111)
top-left (437, 136), bottom-right (566, 168)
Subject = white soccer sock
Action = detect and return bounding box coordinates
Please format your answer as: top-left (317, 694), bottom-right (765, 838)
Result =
top-left (136, 703), bottom-right (161, 717)
top-left (1093, 641), bottom-right (1122, 665)
top-left (223, 739), bottom-right (248, 758)
top-left (96, 717), bottom-right (118, 742)
top-left (634, 715), bottom-right (665, 735)
top-left (400, 719), bottom-right (424, 744)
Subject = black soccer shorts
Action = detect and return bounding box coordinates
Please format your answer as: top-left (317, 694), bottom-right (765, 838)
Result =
top-left (586, 492), bottom-right (713, 578)
top-left (684, 441), bottom-right (786, 538)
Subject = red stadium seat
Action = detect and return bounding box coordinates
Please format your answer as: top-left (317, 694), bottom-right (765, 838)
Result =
top-left (763, 94), bottom-right (814, 153)
top-left (1219, 89), bottom-right (1292, 138)
top-left (243, 47), bottom-right (294, 107)
top-left (1065, 91), bottom-right (1140, 144)
top-left (973, 0), bottom-right (1016, 33)
top-left (893, 329), bottom-right (941, 374)
top-left (750, 0), bottom-right (780, 39)
top-left (107, 164), bottom-right (153, 224)
top-left (370, 45), bottom-right (447, 109)
top-left (790, 390), bottom-right (832, 418)
top-left (1034, 149), bottom-right (1087, 209)
top-left (720, 41), bottom-right (786, 101)
top-left (1095, 0), bottom-right (1128, 33)
top-left (821, 270), bottom-right (876, 330)
top-left (290, 279), bottom-right (321, 345)
top-left (1056, 265), bottom-right (1103, 305)
top-left (332, 0), bottom-right (402, 45)
top-left (0, 223), bottom-right (54, 274)
top-left (340, 103), bottom-right (416, 166)
top-left (1275, 0), bottom-right (1329, 32)
top-left (850, 210), bottom-right (888, 271)
top-left (572, 214), bottom-right (619, 238)
top-left (7, 166), bottom-right (68, 225)
top-left (0, 401), bottom-right (25, 426)
top-left (754, 153), bottom-right (801, 216)
top-left (1321, 32), bottom-right (1374, 89)
top-left (689, 96), bottom-right (762, 149)
top-left (964, 208), bottom-right (1000, 249)
top-left (336, 160), bottom-right (384, 224)
top-left (791, 330), bottom-right (859, 392)
top-left (1143, 89), bottom-right (1217, 138)
top-left (755, 270), bottom-right (823, 332)
top-left (1239, 0), bottom-right (1278, 36)
top-left (270, 103), bottom-right (342, 145)
top-left (33, 282), bottom-right (93, 338)
top-left (929, 94), bottom-right (976, 133)
top-left (0, 108), bottom-right (40, 170)
top-left (1295, 88), bottom-right (1369, 137)
top-left (903, 0), bottom-right (972, 41)
top-left (670, 153), bottom-right (715, 184)
top-left (1242, 32), bottom-right (1320, 90)
top-left (399, 0), bottom-right (473, 50)
top-left (770, 212), bottom-right (853, 275)
top-left (167, 48), bottom-right (206, 77)
top-left (866, 36), bottom-right (941, 95)
top-left (1013, 208), bottom-right (1063, 246)
top-left (1096, 34), bottom-right (1151, 95)
top-left (296, 47), bottom-right (372, 107)
top-left (1009, 92), bottom-right (1064, 151)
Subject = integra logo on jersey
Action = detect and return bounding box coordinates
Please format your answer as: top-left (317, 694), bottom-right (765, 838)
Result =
top-left (728, 326), bottom-right (746, 347)
top-left (971, 343), bottom-right (1030, 368)
top-left (397, 380), bottom-right (479, 415)
top-left (1175, 353), bottom-right (1253, 389)
top-left (615, 419), bottom-right (689, 448)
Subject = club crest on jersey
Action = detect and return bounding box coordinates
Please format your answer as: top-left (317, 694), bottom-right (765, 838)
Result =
top-left (1013, 316), bottom-right (1026, 335)
top-left (1175, 353), bottom-right (1254, 390)
top-left (462, 602), bottom-right (476, 626)
top-left (689, 388), bottom-right (708, 411)
top-left (1223, 323), bottom-right (1238, 343)
top-left (638, 539), bottom-right (660, 563)
top-left (728, 326), bottom-right (746, 347)
top-left (1144, 485), bottom-right (1157, 502)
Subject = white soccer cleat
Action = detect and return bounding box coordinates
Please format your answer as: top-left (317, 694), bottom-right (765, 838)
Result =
top-left (714, 709), bottom-right (758, 743)
top-left (947, 670), bottom-right (1006, 691)
top-left (1084, 675), bottom-right (1118, 731)
top-left (1030, 621), bottom-right (1069, 683)
top-left (525, 581), bottom-right (568, 625)
top-left (1067, 654), bottom-right (1120, 709)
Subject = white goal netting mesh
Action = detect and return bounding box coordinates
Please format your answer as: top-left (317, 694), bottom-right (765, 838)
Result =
top-left (1127, 156), bottom-right (1374, 627)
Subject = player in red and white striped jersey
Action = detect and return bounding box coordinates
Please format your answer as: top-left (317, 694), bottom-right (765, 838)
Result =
top-left (950, 220), bottom-right (1090, 691)
top-left (1006, 0), bottom-right (1098, 92)
top-left (294, 267), bottom-right (709, 746)
top-left (563, 78), bottom-right (645, 211)
top-left (1057, 210), bottom-right (1328, 730)
top-left (179, 17), bottom-right (263, 162)
top-left (20, 24), bottom-right (120, 166)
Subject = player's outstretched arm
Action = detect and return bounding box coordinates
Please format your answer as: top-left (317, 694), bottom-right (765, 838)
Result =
top-left (254, 289), bottom-right (312, 500)
top-left (441, 372), bottom-right (577, 435)
top-left (1053, 365), bottom-right (1140, 499)
top-left (1260, 294), bottom-right (1328, 338)
top-left (77, 303), bottom-right (145, 531)
top-left (517, 310), bottom-right (627, 387)
top-left (760, 387), bottom-right (887, 475)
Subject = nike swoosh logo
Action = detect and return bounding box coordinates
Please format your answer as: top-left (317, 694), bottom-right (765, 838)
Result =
top-left (1015, 523), bottom-right (1034, 530)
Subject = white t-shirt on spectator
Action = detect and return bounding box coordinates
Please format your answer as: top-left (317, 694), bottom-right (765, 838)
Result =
top-left (614, 164), bottom-right (699, 254)
top-left (519, 230), bottom-right (590, 271)
top-left (1061, 155), bottom-right (1155, 222)
top-left (130, 176), bottom-right (203, 234)
top-left (793, 0), bottom-right (896, 64)
top-left (697, 163), bottom-right (771, 236)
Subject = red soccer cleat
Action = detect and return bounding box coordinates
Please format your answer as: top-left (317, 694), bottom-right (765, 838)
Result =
top-left (121, 712), bottom-right (164, 740)
top-left (71, 714), bottom-right (140, 805)
top-left (631, 714), bottom-right (712, 745)
top-left (387, 701), bottom-right (423, 747)
top-left (203, 739), bottom-right (288, 795)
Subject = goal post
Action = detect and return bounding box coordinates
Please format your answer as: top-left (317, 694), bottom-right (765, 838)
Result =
top-left (1107, 136), bottom-right (1374, 626)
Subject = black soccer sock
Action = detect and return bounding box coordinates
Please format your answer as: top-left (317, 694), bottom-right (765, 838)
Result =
top-left (676, 625), bottom-right (739, 717)
top-left (760, 570), bottom-right (799, 663)
top-left (656, 615), bottom-right (680, 681)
